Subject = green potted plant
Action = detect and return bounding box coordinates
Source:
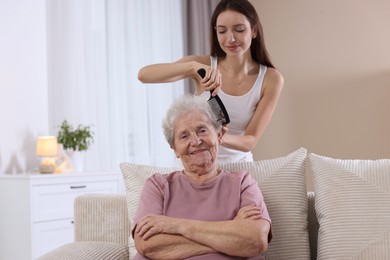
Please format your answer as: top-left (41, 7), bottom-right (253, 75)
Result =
top-left (57, 120), bottom-right (94, 152)
top-left (57, 120), bottom-right (94, 172)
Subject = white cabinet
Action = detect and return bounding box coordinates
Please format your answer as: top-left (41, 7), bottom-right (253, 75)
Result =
top-left (0, 172), bottom-right (124, 260)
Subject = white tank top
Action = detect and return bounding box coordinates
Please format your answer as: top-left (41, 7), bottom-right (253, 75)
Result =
top-left (200, 56), bottom-right (267, 162)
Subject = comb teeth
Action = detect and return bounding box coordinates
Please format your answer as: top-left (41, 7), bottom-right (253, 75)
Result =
top-left (197, 68), bottom-right (230, 124)
top-left (208, 99), bottom-right (224, 124)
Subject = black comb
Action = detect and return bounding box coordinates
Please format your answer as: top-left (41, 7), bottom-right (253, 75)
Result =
top-left (197, 68), bottom-right (230, 124)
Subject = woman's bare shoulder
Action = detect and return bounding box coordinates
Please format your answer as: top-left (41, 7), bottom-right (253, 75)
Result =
top-left (264, 67), bottom-right (284, 90)
top-left (258, 67), bottom-right (284, 98)
top-left (266, 67), bottom-right (283, 82)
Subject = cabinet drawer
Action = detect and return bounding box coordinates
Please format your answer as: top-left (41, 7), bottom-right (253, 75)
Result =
top-left (32, 180), bottom-right (118, 222)
top-left (33, 218), bottom-right (74, 259)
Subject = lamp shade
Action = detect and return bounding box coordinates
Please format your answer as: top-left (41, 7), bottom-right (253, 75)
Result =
top-left (36, 136), bottom-right (58, 157)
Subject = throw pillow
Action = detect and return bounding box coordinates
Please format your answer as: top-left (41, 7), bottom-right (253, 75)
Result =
top-left (120, 147), bottom-right (309, 260)
top-left (120, 164), bottom-right (181, 259)
top-left (220, 147), bottom-right (310, 260)
top-left (309, 153), bottom-right (390, 260)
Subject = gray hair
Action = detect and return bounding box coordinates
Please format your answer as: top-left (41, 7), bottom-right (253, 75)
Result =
top-left (162, 94), bottom-right (222, 147)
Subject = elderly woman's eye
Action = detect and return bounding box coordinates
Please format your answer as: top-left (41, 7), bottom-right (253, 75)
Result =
top-left (180, 134), bottom-right (188, 140)
top-left (198, 128), bottom-right (208, 135)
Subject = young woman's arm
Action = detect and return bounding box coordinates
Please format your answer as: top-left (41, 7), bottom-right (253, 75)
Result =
top-left (222, 68), bottom-right (284, 151)
top-left (137, 55), bottom-right (222, 95)
top-left (138, 56), bottom-right (196, 83)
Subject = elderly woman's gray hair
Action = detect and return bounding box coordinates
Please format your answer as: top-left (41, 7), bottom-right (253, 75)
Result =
top-left (162, 94), bottom-right (222, 147)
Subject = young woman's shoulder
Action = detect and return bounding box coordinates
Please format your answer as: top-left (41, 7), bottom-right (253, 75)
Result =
top-left (263, 67), bottom-right (284, 93)
top-left (265, 67), bottom-right (284, 84)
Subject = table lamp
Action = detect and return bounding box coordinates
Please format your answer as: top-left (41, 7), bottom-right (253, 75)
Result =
top-left (36, 136), bottom-right (59, 174)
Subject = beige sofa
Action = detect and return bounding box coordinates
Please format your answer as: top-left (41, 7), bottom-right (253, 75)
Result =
top-left (38, 192), bottom-right (318, 260)
top-left (38, 148), bottom-right (390, 260)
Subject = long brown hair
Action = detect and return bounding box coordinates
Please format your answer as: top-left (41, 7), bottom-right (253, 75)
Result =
top-left (210, 0), bottom-right (275, 68)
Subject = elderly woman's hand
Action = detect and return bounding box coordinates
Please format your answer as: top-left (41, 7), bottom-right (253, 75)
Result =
top-left (135, 214), bottom-right (181, 240)
top-left (234, 205), bottom-right (263, 221)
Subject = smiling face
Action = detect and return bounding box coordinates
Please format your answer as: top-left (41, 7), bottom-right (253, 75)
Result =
top-left (172, 110), bottom-right (222, 172)
top-left (215, 10), bottom-right (255, 56)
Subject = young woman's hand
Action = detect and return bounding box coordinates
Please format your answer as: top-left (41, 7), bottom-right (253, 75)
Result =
top-left (197, 66), bottom-right (222, 96)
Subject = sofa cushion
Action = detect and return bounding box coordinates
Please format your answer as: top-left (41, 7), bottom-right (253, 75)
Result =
top-left (120, 147), bottom-right (310, 260)
top-left (309, 153), bottom-right (390, 260)
top-left (36, 241), bottom-right (129, 260)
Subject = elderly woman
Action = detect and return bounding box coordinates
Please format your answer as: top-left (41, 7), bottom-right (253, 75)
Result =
top-left (133, 95), bottom-right (271, 259)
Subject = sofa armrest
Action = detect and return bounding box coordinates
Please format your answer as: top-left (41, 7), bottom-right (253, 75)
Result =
top-left (74, 193), bottom-right (131, 245)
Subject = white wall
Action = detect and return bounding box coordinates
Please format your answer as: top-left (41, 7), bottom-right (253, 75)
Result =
top-left (0, 0), bottom-right (48, 174)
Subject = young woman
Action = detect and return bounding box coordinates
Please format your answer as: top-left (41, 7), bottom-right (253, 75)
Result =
top-left (138, 0), bottom-right (284, 162)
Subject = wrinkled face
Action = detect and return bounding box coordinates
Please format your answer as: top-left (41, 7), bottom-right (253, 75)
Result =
top-left (215, 10), bottom-right (255, 56)
top-left (172, 111), bottom-right (222, 169)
